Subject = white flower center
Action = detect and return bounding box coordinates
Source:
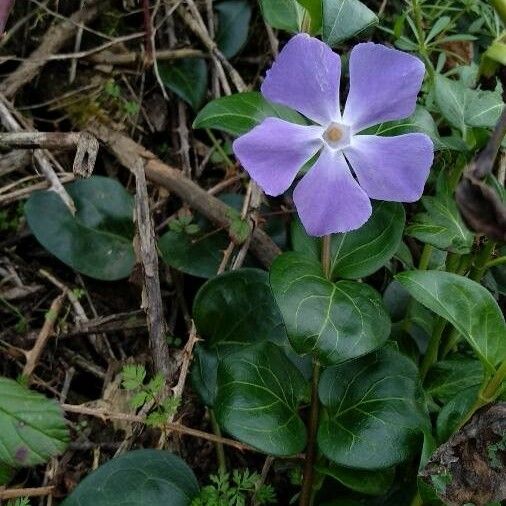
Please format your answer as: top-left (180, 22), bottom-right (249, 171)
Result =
top-left (323, 122), bottom-right (351, 150)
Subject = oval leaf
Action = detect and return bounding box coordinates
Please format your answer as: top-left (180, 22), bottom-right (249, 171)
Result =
top-left (0, 377), bottom-right (69, 468)
top-left (318, 347), bottom-right (426, 469)
top-left (25, 176), bottom-right (135, 281)
top-left (259, 0), bottom-right (303, 32)
top-left (215, 342), bottom-right (308, 456)
top-left (330, 202), bottom-right (405, 279)
top-left (159, 58), bottom-right (208, 110)
top-left (323, 0), bottom-right (378, 46)
top-left (215, 0), bottom-right (251, 58)
top-left (193, 91), bottom-right (306, 136)
top-left (270, 253), bottom-right (391, 365)
top-left (62, 450), bottom-right (199, 506)
top-left (396, 270), bottom-right (506, 371)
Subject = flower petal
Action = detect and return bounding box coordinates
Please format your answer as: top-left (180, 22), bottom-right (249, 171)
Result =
top-left (261, 34), bottom-right (342, 125)
top-left (345, 133), bottom-right (434, 202)
top-left (233, 118), bottom-right (323, 196)
top-left (293, 148), bottom-right (372, 236)
top-left (343, 43), bottom-right (425, 132)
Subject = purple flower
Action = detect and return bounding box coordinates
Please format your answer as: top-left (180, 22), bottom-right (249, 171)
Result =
top-left (0, 0), bottom-right (14, 34)
top-left (233, 34), bottom-right (434, 236)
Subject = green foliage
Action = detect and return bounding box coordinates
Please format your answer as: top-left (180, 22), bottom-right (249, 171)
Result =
top-left (191, 469), bottom-right (276, 505)
top-left (318, 347), bottom-right (428, 469)
top-left (215, 342), bottom-right (308, 455)
top-left (270, 253), bottom-right (391, 365)
top-left (215, 0), bottom-right (251, 58)
top-left (434, 73), bottom-right (504, 136)
top-left (121, 365), bottom-right (179, 426)
top-left (407, 176), bottom-right (474, 253)
top-left (62, 450), bottom-right (200, 506)
top-left (0, 377), bottom-right (69, 469)
top-left (25, 176), bottom-right (135, 281)
top-left (193, 92), bottom-right (307, 136)
top-left (7, 499), bottom-right (31, 506)
top-left (259, 0), bottom-right (304, 32)
top-left (397, 271), bottom-right (506, 371)
top-left (322, 0), bottom-right (378, 46)
top-left (159, 59), bottom-right (208, 110)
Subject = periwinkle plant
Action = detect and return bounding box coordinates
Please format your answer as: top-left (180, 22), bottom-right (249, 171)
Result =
top-left (190, 32), bottom-right (506, 506)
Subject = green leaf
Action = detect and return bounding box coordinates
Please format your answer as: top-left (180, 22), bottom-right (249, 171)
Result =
top-left (365, 106), bottom-right (440, 147)
top-left (215, 0), bottom-right (252, 58)
top-left (62, 450), bottom-right (199, 506)
top-left (270, 253), bottom-right (390, 365)
top-left (25, 176), bottom-right (135, 281)
top-left (317, 462), bottom-right (395, 496)
top-left (0, 377), bottom-right (69, 468)
top-left (407, 177), bottom-right (474, 254)
top-left (396, 271), bottom-right (506, 371)
top-left (259, 0), bottom-right (304, 32)
top-left (330, 202), bottom-right (405, 279)
top-left (318, 347), bottom-right (426, 469)
top-left (291, 218), bottom-right (320, 262)
top-left (159, 228), bottom-right (229, 279)
top-left (193, 91), bottom-right (306, 136)
top-left (192, 268), bottom-right (292, 406)
top-left (434, 74), bottom-right (504, 133)
top-left (296, 0), bottom-right (323, 33)
top-left (215, 342), bottom-right (308, 456)
top-left (436, 387), bottom-right (478, 442)
top-left (425, 358), bottom-right (484, 404)
top-left (194, 268), bottom-right (286, 346)
top-left (121, 364), bottom-right (146, 390)
top-left (159, 59), bottom-right (208, 110)
top-left (425, 16), bottom-right (451, 44)
top-left (322, 0), bottom-right (378, 46)
top-left (0, 462), bottom-right (13, 486)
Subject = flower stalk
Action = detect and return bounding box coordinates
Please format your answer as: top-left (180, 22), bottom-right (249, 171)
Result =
top-left (299, 235), bottom-right (331, 506)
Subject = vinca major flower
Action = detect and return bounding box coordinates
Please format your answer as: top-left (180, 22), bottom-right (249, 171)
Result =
top-left (233, 34), bottom-right (434, 236)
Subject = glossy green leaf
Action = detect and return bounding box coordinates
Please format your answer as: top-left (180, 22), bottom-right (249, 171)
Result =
top-left (330, 202), bottom-right (405, 279)
top-left (270, 253), bottom-right (390, 365)
top-left (215, 0), bottom-right (251, 58)
top-left (159, 58), bottom-right (208, 110)
top-left (259, 0), bottom-right (303, 32)
top-left (322, 0), bottom-right (378, 46)
top-left (158, 228), bottom-right (229, 279)
top-left (193, 91), bottom-right (306, 136)
top-left (25, 176), bottom-right (135, 281)
top-left (318, 347), bottom-right (426, 469)
top-left (194, 268), bottom-right (286, 346)
top-left (407, 177), bottom-right (473, 254)
top-left (296, 0), bottom-right (323, 32)
top-left (215, 342), bottom-right (308, 455)
top-left (425, 358), bottom-right (484, 404)
top-left (291, 218), bottom-right (320, 262)
top-left (434, 74), bottom-right (504, 133)
top-left (317, 462), bottom-right (395, 496)
top-left (192, 268), bottom-right (295, 406)
top-left (436, 387), bottom-right (478, 442)
top-left (396, 270), bottom-right (506, 371)
top-left (62, 450), bottom-right (199, 506)
top-left (0, 377), bottom-right (69, 468)
top-left (365, 106), bottom-right (441, 147)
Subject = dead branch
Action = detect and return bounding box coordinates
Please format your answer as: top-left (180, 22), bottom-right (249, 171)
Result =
top-left (23, 291), bottom-right (67, 379)
top-left (87, 121), bottom-right (281, 267)
top-left (62, 403), bottom-right (255, 452)
top-left (133, 159), bottom-right (171, 378)
top-left (0, 486), bottom-right (55, 500)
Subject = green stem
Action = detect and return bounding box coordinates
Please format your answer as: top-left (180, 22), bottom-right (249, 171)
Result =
top-left (459, 360), bottom-right (506, 428)
top-left (209, 409), bottom-right (227, 472)
top-left (206, 129), bottom-right (235, 168)
top-left (299, 359), bottom-right (321, 506)
top-left (484, 255), bottom-right (506, 269)
top-left (469, 240), bottom-right (496, 282)
top-left (419, 317), bottom-right (446, 380)
top-left (299, 235), bottom-right (331, 506)
top-left (418, 244), bottom-right (433, 270)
